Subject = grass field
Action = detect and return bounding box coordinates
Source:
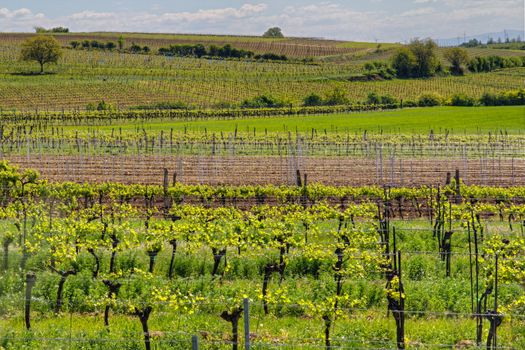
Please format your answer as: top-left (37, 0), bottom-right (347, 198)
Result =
top-left (84, 106), bottom-right (525, 134)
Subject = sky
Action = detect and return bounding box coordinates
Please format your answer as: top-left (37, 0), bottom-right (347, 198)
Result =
top-left (0, 0), bottom-right (523, 42)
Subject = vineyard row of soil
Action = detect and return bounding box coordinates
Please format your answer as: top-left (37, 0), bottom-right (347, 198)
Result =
top-left (5, 154), bottom-right (525, 186)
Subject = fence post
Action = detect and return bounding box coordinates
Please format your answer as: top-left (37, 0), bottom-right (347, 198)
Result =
top-left (244, 298), bottom-right (250, 350)
top-left (192, 335), bottom-right (199, 350)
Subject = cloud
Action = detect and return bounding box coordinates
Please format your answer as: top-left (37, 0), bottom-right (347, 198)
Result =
top-left (400, 7), bottom-right (436, 17)
top-left (0, 1), bottom-right (523, 42)
top-left (0, 7), bottom-right (36, 19)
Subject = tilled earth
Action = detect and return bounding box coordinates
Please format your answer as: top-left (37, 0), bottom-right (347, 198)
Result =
top-left (4, 155), bottom-right (525, 187)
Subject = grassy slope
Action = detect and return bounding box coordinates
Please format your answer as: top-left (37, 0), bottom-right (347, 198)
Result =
top-left (95, 106), bottom-right (525, 135)
top-left (0, 33), bottom-right (523, 110)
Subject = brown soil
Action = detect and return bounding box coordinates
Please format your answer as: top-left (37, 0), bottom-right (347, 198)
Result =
top-left (4, 155), bottom-right (524, 187)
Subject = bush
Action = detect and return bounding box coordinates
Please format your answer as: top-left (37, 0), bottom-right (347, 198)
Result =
top-left (241, 95), bottom-right (287, 108)
top-left (366, 92), bottom-right (398, 106)
top-left (403, 100), bottom-right (418, 107)
top-left (480, 89), bottom-right (525, 106)
top-left (254, 53), bottom-right (288, 61)
top-left (418, 93), bottom-right (443, 107)
top-left (324, 87), bottom-right (349, 106)
top-left (363, 61), bottom-right (395, 80)
top-left (303, 93), bottom-right (324, 106)
top-left (87, 100), bottom-right (114, 111)
top-left (381, 95), bottom-right (398, 105)
top-left (450, 93), bottom-right (476, 106)
top-left (366, 92), bottom-right (382, 105)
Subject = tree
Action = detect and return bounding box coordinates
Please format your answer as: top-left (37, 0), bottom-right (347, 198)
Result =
top-left (409, 39), bottom-right (439, 77)
top-left (444, 47), bottom-right (469, 75)
top-left (391, 39), bottom-right (439, 78)
top-left (118, 35), bottom-right (125, 51)
top-left (303, 93), bottom-right (323, 106)
top-left (263, 27), bottom-right (284, 38)
top-left (391, 47), bottom-right (417, 78)
top-left (105, 42), bottom-right (116, 51)
top-left (20, 36), bottom-right (62, 74)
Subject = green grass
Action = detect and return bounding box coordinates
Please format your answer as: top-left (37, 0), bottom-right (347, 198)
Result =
top-left (87, 106), bottom-right (525, 135)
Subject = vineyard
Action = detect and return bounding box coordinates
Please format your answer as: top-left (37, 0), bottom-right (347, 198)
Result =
top-left (0, 162), bottom-right (524, 349)
top-left (0, 27), bottom-right (524, 350)
top-left (0, 33), bottom-right (524, 111)
top-left (1, 106), bottom-right (524, 186)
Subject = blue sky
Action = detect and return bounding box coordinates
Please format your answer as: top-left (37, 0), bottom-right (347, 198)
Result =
top-left (1, 1), bottom-right (523, 42)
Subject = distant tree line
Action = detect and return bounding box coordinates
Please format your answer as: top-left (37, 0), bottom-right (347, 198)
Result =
top-left (362, 39), bottom-right (525, 79)
top-left (158, 43), bottom-right (288, 61)
top-left (467, 55), bottom-right (525, 73)
top-left (231, 88), bottom-right (525, 110)
top-left (460, 36), bottom-right (523, 48)
top-left (69, 39), bottom-right (150, 53)
top-left (70, 40), bottom-right (117, 50)
top-left (34, 26), bottom-right (69, 33)
top-left (116, 87), bottom-right (524, 112)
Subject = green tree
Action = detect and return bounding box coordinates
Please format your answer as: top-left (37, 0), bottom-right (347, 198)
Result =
top-left (392, 39), bottom-right (439, 78)
top-left (391, 47), bottom-right (417, 78)
top-left (263, 27), bottom-right (284, 38)
top-left (118, 35), bottom-right (125, 51)
top-left (303, 93), bottom-right (324, 106)
top-left (409, 39), bottom-right (439, 77)
top-left (20, 36), bottom-right (62, 74)
top-left (444, 47), bottom-right (469, 75)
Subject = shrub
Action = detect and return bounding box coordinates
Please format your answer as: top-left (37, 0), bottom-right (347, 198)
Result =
top-left (480, 89), bottom-right (525, 106)
top-left (241, 95), bottom-right (287, 108)
top-left (254, 53), bottom-right (288, 61)
top-left (87, 100), bottom-right (114, 111)
top-left (450, 93), bottom-right (476, 106)
top-left (364, 61), bottom-right (395, 80)
top-left (303, 93), bottom-right (324, 106)
top-left (366, 92), bottom-right (398, 106)
top-left (324, 87), bottom-right (349, 106)
top-left (366, 92), bottom-right (382, 105)
top-left (403, 100), bottom-right (418, 107)
top-left (381, 95), bottom-right (398, 105)
top-left (129, 43), bottom-right (143, 54)
top-left (418, 93), bottom-right (443, 107)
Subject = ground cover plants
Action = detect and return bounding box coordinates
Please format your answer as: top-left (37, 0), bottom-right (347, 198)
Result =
top-left (0, 162), bottom-right (524, 349)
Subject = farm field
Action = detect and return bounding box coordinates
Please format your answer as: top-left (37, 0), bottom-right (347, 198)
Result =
top-left (0, 33), bottom-right (524, 111)
top-left (0, 14), bottom-right (524, 350)
top-left (65, 106), bottom-right (525, 134)
top-left (1, 106), bottom-right (524, 186)
top-left (0, 171), bottom-right (524, 349)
